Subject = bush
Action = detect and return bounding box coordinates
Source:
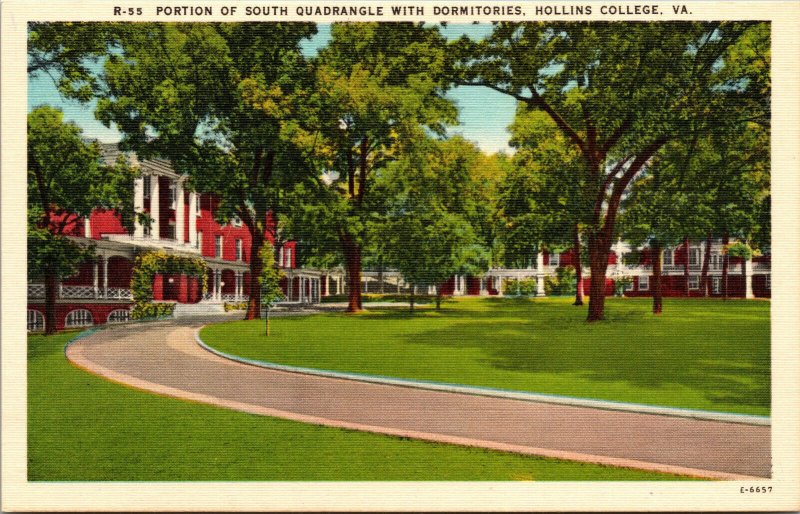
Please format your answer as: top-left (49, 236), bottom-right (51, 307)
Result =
top-left (131, 302), bottom-right (176, 320)
top-left (224, 302), bottom-right (248, 312)
top-left (503, 278), bottom-right (537, 295)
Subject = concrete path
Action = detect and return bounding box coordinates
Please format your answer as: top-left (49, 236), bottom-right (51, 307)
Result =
top-left (66, 318), bottom-right (771, 480)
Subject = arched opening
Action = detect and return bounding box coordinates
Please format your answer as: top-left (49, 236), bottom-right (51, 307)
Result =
top-left (65, 309), bottom-right (93, 328)
top-left (107, 309), bottom-right (132, 324)
top-left (27, 309), bottom-right (45, 332)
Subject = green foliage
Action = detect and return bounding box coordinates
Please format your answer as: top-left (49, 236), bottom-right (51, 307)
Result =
top-left (224, 302), bottom-right (249, 312)
top-left (613, 277), bottom-right (634, 297)
top-left (130, 302), bottom-right (176, 320)
top-left (503, 278), bottom-right (538, 296)
top-left (28, 23), bottom-right (118, 101)
top-left (258, 245), bottom-right (285, 309)
top-left (544, 266), bottom-right (578, 296)
top-left (724, 242), bottom-right (753, 260)
top-left (27, 225), bottom-right (94, 281)
top-left (130, 251), bottom-right (208, 318)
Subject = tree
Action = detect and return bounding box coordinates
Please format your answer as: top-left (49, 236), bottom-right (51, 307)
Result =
top-left (306, 22), bottom-right (457, 313)
top-left (95, 23), bottom-right (318, 320)
top-left (504, 108), bottom-right (592, 306)
top-left (28, 106), bottom-right (136, 334)
top-left (376, 137), bottom-right (489, 311)
top-left (28, 23), bottom-right (118, 101)
top-left (454, 21), bottom-right (767, 321)
top-left (258, 245), bottom-right (285, 336)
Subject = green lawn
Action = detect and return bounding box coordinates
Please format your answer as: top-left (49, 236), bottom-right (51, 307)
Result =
top-left (202, 297), bottom-right (770, 416)
top-left (28, 330), bottom-right (694, 481)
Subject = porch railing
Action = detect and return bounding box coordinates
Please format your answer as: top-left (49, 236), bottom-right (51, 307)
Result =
top-left (28, 283), bottom-right (132, 300)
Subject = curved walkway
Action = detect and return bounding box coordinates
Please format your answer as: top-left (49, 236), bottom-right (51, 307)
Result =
top-left (66, 318), bottom-right (771, 480)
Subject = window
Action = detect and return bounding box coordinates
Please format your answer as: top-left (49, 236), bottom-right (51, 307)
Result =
top-left (638, 275), bottom-right (649, 291)
top-left (143, 175), bottom-right (151, 198)
top-left (766, 275), bottom-right (771, 290)
top-left (65, 309), bottom-right (93, 328)
top-left (689, 248), bottom-right (700, 267)
top-left (711, 254), bottom-right (722, 270)
top-left (624, 280), bottom-right (634, 291)
top-left (196, 231), bottom-right (203, 250)
top-left (169, 182), bottom-right (177, 209)
top-left (549, 252), bottom-right (560, 267)
top-left (235, 239), bottom-right (243, 261)
top-left (662, 249), bottom-right (673, 266)
top-left (166, 222), bottom-right (176, 241)
top-left (231, 216), bottom-right (242, 228)
top-left (107, 309), bottom-right (131, 324)
top-left (712, 276), bottom-right (722, 294)
top-left (195, 194), bottom-right (201, 216)
top-left (284, 247), bottom-right (292, 268)
top-left (27, 310), bottom-right (44, 332)
top-left (215, 235), bottom-right (223, 259)
top-left (688, 275), bottom-right (700, 290)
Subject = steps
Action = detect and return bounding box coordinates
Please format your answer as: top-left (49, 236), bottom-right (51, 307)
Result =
top-left (173, 302), bottom-right (225, 318)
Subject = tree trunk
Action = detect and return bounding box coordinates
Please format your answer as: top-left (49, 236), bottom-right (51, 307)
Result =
top-left (264, 307), bottom-right (270, 336)
top-left (44, 271), bottom-right (58, 335)
top-left (586, 234), bottom-right (610, 322)
top-left (341, 233), bottom-right (363, 313)
top-left (652, 241), bottom-right (663, 315)
top-left (245, 230), bottom-right (265, 320)
top-left (409, 285), bottom-right (415, 313)
top-left (683, 236), bottom-right (690, 297)
top-left (701, 234), bottom-right (712, 297)
top-left (435, 284), bottom-right (442, 310)
top-left (722, 232), bottom-right (730, 300)
top-left (573, 224), bottom-right (583, 306)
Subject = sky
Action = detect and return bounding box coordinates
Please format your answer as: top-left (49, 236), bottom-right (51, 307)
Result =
top-left (27, 23), bottom-right (519, 154)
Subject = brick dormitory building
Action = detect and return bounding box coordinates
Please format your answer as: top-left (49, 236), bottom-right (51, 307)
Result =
top-left (27, 146), bottom-right (771, 332)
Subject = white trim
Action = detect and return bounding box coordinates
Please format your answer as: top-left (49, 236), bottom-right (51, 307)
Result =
top-left (638, 275), bottom-right (649, 291)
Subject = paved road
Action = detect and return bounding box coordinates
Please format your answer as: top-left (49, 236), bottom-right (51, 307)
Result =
top-left (66, 318), bottom-right (771, 479)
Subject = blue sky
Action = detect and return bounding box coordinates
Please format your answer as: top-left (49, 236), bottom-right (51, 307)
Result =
top-left (28, 23), bottom-right (518, 154)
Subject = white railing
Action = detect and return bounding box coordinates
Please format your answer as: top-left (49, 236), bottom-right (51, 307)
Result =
top-left (102, 288), bottom-right (133, 300)
top-left (28, 283), bottom-right (132, 300)
top-left (28, 283), bottom-right (45, 298)
top-left (59, 285), bottom-right (95, 299)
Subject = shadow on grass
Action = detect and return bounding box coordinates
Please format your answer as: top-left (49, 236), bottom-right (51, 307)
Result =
top-left (388, 298), bottom-right (770, 412)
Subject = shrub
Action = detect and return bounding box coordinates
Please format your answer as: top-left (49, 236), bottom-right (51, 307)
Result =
top-left (131, 302), bottom-right (176, 320)
top-left (224, 302), bottom-right (248, 312)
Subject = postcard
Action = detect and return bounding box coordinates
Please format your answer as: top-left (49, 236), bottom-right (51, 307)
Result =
top-left (2, 0), bottom-right (799, 511)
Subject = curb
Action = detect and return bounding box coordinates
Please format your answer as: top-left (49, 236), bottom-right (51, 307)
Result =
top-left (194, 329), bottom-right (770, 427)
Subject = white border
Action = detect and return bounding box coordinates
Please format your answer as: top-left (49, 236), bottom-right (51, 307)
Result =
top-left (3, 1), bottom-right (799, 511)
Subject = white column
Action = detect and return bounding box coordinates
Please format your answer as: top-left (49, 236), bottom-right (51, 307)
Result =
top-left (133, 177), bottom-right (144, 238)
top-left (175, 179), bottom-right (185, 243)
top-left (496, 276), bottom-right (504, 297)
top-left (536, 252), bottom-right (546, 297)
top-left (188, 192), bottom-right (198, 248)
top-left (93, 259), bottom-right (99, 298)
top-left (234, 272), bottom-right (240, 301)
top-left (84, 217), bottom-right (92, 239)
top-left (150, 174), bottom-right (160, 240)
top-left (103, 256), bottom-right (109, 297)
top-left (745, 258), bottom-right (754, 299)
top-left (216, 270), bottom-right (222, 301)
